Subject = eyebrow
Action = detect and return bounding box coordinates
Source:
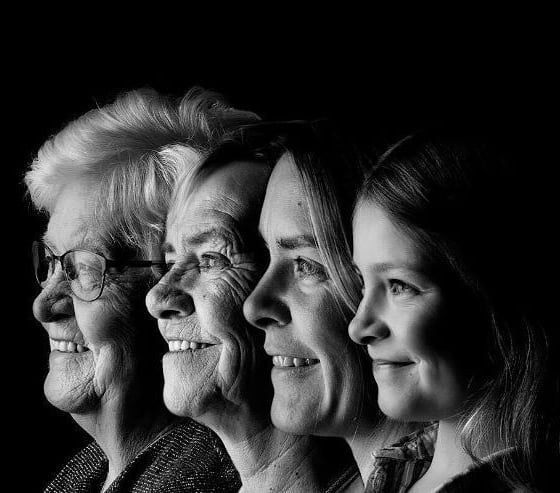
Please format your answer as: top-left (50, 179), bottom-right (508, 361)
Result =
top-left (163, 226), bottom-right (237, 254)
top-left (276, 234), bottom-right (318, 250)
top-left (372, 262), bottom-right (399, 273)
top-left (371, 262), bottom-right (431, 278)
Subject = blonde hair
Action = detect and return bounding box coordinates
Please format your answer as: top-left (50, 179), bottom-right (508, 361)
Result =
top-left (25, 87), bottom-right (259, 255)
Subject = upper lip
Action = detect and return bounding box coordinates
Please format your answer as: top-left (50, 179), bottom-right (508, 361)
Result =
top-left (367, 346), bottom-right (413, 365)
top-left (159, 321), bottom-right (219, 345)
top-left (264, 344), bottom-right (317, 360)
top-left (44, 325), bottom-right (86, 346)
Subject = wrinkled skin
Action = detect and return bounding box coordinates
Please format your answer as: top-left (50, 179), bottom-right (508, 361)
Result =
top-left (32, 179), bottom-right (166, 414)
top-left (349, 201), bottom-right (472, 422)
top-left (243, 155), bottom-right (377, 437)
top-left (146, 161), bottom-right (272, 421)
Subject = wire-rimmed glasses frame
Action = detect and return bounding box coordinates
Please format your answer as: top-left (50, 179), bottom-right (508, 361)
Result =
top-left (32, 240), bottom-right (167, 302)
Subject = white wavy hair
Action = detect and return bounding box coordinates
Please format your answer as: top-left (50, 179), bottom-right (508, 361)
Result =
top-left (25, 87), bottom-right (259, 255)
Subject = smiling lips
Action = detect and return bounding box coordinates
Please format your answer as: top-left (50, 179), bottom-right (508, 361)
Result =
top-left (271, 355), bottom-right (319, 368)
top-left (49, 338), bottom-right (89, 353)
top-left (167, 340), bottom-right (215, 352)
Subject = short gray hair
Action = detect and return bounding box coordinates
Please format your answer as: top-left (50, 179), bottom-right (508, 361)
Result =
top-left (25, 87), bottom-right (259, 254)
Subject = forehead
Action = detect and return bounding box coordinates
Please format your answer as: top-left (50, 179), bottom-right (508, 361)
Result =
top-left (353, 200), bottom-right (421, 267)
top-left (45, 179), bottom-right (101, 252)
top-left (260, 154), bottom-right (313, 243)
top-left (167, 160), bottom-right (269, 244)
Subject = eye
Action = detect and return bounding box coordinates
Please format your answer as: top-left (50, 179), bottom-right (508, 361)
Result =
top-left (294, 256), bottom-right (329, 282)
top-left (388, 279), bottom-right (418, 297)
top-left (199, 252), bottom-right (231, 271)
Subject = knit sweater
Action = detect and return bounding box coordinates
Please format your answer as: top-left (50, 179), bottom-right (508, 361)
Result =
top-left (44, 418), bottom-right (241, 493)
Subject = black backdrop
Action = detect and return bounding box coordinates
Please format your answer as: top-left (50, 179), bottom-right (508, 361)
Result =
top-left (5, 41), bottom-right (556, 491)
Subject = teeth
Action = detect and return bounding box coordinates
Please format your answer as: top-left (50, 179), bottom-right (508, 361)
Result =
top-left (272, 355), bottom-right (319, 367)
top-left (49, 338), bottom-right (88, 353)
top-left (168, 340), bottom-right (212, 352)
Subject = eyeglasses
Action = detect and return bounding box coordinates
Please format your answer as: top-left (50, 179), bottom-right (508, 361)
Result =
top-left (32, 241), bottom-right (167, 302)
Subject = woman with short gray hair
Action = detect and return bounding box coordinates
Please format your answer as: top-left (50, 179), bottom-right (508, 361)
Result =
top-left (26, 87), bottom-right (257, 492)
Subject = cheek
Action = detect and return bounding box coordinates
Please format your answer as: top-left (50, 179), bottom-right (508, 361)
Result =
top-left (196, 278), bottom-right (254, 341)
top-left (296, 291), bottom-right (355, 366)
top-left (391, 304), bottom-right (450, 359)
top-left (207, 271), bottom-right (260, 316)
top-left (73, 291), bottom-right (139, 349)
top-left (400, 307), bottom-right (472, 395)
top-left (218, 269), bottom-right (261, 302)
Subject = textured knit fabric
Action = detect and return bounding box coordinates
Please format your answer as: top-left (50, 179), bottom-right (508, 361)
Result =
top-left (365, 423), bottom-right (519, 492)
top-left (44, 418), bottom-right (241, 493)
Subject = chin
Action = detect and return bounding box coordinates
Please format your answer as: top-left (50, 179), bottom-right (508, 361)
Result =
top-left (162, 357), bottom-right (221, 419)
top-left (270, 397), bottom-right (326, 435)
top-left (378, 392), bottom-right (444, 423)
top-left (44, 373), bottom-right (96, 414)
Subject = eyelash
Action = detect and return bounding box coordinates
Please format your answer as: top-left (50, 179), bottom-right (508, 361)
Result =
top-left (199, 252), bottom-right (232, 271)
top-left (294, 256), bottom-right (328, 282)
top-left (163, 252), bottom-right (232, 274)
top-left (388, 279), bottom-right (418, 297)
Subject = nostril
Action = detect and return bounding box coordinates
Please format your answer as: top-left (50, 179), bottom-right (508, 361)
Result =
top-left (159, 309), bottom-right (183, 320)
top-left (47, 313), bottom-right (71, 323)
top-left (349, 316), bottom-right (370, 345)
top-left (256, 317), bottom-right (275, 329)
top-left (33, 291), bottom-right (73, 323)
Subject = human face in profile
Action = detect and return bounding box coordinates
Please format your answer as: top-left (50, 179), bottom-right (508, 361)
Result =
top-left (349, 200), bottom-right (472, 422)
top-left (33, 179), bottom-right (163, 414)
top-left (146, 161), bottom-right (271, 419)
top-left (244, 154), bottom-right (371, 436)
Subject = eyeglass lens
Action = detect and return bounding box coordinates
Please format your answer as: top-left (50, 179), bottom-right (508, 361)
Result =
top-left (32, 242), bottom-right (106, 302)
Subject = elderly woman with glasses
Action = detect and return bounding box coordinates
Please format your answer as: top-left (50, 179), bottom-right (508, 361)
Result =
top-left (26, 87), bottom-right (257, 492)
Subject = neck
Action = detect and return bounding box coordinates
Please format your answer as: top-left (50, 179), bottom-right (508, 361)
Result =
top-left (72, 389), bottom-right (176, 490)
top-left (344, 416), bottom-right (403, 483)
top-left (431, 419), bottom-right (474, 476)
top-left (410, 418), bottom-right (474, 492)
top-left (202, 405), bottom-right (353, 492)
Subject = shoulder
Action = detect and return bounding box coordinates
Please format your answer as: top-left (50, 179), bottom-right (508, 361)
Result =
top-left (44, 442), bottom-right (107, 493)
top-left (109, 419), bottom-right (241, 492)
top-left (436, 449), bottom-right (537, 493)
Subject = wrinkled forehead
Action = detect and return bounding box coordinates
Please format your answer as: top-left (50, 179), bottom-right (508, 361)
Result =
top-left (166, 160), bottom-right (270, 248)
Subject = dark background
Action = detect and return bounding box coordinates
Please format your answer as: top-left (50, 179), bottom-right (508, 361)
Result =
top-left (5, 31), bottom-right (557, 491)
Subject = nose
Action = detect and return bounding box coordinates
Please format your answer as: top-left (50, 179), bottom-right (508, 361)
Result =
top-left (32, 271), bottom-right (74, 323)
top-left (145, 279), bottom-right (194, 320)
top-left (348, 294), bottom-right (390, 345)
top-left (243, 268), bottom-right (291, 330)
